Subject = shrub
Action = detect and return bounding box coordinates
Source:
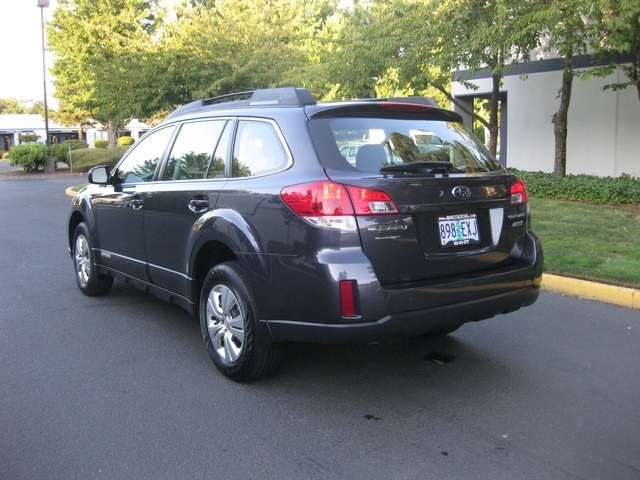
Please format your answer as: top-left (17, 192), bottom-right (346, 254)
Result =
top-left (18, 133), bottom-right (40, 144)
top-left (117, 136), bottom-right (135, 146)
top-left (8, 143), bottom-right (49, 171)
top-left (50, 139), bottom-right (90, 165)
top-left (63, 139), bottom-right (89, 150)
top-left (94, 139), bottom-right (109, 149)
top-left (2, 151), bottom-right (9, 160)
top-left (511, 170), bottom-right (640, 206)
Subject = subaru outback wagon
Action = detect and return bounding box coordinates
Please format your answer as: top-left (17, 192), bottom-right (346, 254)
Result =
top-left (68, 87), bottom-right (543, 381)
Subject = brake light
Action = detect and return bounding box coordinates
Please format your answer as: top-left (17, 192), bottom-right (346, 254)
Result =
top-left (510, 179), bottom-right (529, 205)
top-left (280, 181), bottom-right (399, 230)
top-left (380, 102), bottom-right (432, 112)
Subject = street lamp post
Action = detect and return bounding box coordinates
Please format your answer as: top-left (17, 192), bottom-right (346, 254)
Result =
top-left (38, 0), bottom-right (54, 173)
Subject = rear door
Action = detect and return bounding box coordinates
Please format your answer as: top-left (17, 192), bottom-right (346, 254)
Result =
top-left (143, 119), bottom-right (232, 298)
top-left (308, 108), bottom-right (528, 285)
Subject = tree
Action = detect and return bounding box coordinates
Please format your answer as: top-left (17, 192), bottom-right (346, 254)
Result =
top-left (158, 0), bottom-right (336, 101)
top-left (536, 0), bottom-right (592, 177)
top-left (588, 0), bottom-right (640, 101)
top-left (0, 98), bottom-right (28, 114)
top-left (48, 0), bottom-right (164, 147)
top-left (409, 0), bottom-right (540, 157)
top-left (309, 0), bottom-right (541, 157)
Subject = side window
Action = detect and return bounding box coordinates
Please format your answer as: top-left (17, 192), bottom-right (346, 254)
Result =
top-left (207, 121), bottom-right (232, 179)
top-left (163, 120), bottom-right (226, 181)
top-left (114, 126), bottom-right (175, 184)
top-left (232, 120), bottom-right (288, 178)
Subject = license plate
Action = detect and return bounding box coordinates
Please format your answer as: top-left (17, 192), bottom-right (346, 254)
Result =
top-left (438, 214), bottom-right (480, 247)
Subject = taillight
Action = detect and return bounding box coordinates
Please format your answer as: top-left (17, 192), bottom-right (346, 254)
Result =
top-left (510, 179), bottom-right (529, 205)
top-left (345, 185), bottom-right (398, 215)
top-left (281, 181), bottom-right (399, 231)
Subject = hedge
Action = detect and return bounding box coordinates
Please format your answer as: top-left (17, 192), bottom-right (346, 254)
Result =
top-left (511, 170), bottom-right (640, 206)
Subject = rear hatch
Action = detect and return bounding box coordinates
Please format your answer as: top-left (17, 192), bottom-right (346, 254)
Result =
top-left (306, 102), bottom-right (531, 285)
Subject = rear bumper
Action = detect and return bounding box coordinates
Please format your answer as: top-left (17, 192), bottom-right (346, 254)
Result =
top-left (261, 282), bottom-right (540, 344)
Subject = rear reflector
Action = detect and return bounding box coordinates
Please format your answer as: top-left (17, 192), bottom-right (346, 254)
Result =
top-left (339, 280), bottom-right (358, 317)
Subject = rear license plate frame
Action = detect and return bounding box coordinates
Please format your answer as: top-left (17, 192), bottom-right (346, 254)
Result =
top-left (438, 213), bottom-right (481, 247)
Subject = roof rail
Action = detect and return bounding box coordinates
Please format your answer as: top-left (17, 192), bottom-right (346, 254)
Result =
top-left (167, 87), bottom-right (317, 119)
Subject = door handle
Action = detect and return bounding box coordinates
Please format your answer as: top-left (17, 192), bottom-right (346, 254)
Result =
top-left (188, 195), bottom-right (210, 212)
top-left (129, 195), bottom-right (144, 210)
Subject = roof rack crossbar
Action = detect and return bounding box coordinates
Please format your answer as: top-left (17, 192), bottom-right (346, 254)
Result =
top-left (166, 87), bottom-right (317, 120)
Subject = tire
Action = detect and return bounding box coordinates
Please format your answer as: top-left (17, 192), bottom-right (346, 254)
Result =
top-left (72, 222), bottom-right (114, 296)
top-left (200, 262), bottom-right (280, 382)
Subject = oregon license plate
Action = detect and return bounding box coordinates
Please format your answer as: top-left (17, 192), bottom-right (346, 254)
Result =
top-left (438, 214), bottom-right (480, 247)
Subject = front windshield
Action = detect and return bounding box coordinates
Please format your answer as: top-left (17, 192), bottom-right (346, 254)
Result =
top-left (309, 117), bottom-right (502, 174)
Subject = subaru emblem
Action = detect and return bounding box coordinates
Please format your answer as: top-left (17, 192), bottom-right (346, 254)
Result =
top-left (452, 186), bottom-right (472, 200)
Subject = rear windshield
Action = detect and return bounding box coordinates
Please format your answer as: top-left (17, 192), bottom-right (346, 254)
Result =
top-left (308, 116), bottom-right (502, 174)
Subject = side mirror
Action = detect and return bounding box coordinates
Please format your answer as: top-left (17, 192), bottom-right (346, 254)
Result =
top-left (88, 165), bottom-right (110, 185)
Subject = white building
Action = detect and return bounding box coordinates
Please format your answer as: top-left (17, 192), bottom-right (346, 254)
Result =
top-left (451, 56), bottom-right (639, 177)
top-left (0, 114), bottom-right (150, 151)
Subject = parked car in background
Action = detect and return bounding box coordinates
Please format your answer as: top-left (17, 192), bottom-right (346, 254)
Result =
top-left (68, 87), bottom-right (543, 381)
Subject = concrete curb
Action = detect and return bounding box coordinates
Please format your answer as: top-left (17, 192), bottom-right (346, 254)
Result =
top-left (542, 274), bottom-right (639, 310)
top-left (64, 185), bottom-right (639, 311)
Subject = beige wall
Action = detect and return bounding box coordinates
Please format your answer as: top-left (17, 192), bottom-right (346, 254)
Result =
top-left (451, 65), bottom-right (640, 177)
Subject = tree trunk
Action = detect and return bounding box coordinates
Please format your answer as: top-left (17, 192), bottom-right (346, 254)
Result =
top-left (553, 55), bottom-right (573, 178)
top-left (488, 73), bottom-right (501, 158)
top-left (108, 118), bottom-right (118, 148)
top-left (633, 52), bottom-right (640, 101)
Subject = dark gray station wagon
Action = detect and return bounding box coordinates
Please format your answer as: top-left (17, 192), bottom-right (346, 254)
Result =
top-left (68, 87), bottom-right (543, 381)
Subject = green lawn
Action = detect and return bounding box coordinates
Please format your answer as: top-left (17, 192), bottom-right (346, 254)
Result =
top-left (530, 198), bottom-right (640, 288)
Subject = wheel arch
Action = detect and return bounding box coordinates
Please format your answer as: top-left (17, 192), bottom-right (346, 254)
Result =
top-left (188, 208), bottom-right (271, 304)
top-left (68, 210), bottom-right (86, 250)
top-left (189, 240), bottom-right (238, 305)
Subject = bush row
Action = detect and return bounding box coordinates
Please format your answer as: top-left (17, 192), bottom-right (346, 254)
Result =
top-left (5, 138), bottom-right (134, 171)
top-left (512, 170), bottom-right (640, 206)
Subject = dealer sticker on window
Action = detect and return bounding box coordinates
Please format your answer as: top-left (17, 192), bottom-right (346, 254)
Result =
top-left (438, 213), bottom-right (480, 247)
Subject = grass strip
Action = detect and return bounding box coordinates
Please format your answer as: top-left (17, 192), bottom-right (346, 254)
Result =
top-left (530, 198), bottom-right (640, 288)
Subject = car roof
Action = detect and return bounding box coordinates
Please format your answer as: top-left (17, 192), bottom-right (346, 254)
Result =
top-left (165, 87), bottom-right (462, 124)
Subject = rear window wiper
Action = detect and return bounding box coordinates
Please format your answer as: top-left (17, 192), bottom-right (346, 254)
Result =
top-left (380, 161), bottom-right (454, 174)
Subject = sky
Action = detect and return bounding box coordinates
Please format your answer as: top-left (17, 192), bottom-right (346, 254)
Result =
top-left (0, 0), bottom-right (59, 107)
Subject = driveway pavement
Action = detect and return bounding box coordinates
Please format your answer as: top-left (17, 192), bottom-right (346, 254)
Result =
top-left (0, 159), bottom-right (21, 173)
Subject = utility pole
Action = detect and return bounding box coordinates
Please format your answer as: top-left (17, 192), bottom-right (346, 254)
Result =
top-left (38, 0), bottom-right (54, 173)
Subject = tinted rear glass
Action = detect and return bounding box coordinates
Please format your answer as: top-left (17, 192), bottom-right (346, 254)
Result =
top-left (308, 117), bottom-right (502, 174)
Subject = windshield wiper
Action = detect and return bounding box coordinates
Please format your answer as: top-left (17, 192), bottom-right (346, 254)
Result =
top-left (380, 161), bottom-right (454, 174)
